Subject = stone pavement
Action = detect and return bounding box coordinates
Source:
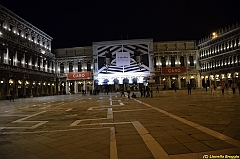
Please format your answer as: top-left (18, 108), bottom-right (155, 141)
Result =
top-left (0, 88), bottom-right (239, 159)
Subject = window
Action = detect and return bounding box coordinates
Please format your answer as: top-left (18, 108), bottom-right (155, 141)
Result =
top-left (18, 54), bottom-right (23, 67)
top-left (78, 62), bottom-right (82, 72)
top-left (43, 59), bottom-right (46, 71)
top-left (37, 57), bottom-right (41, 70)
top-left (171, 56), bottom-right (175, 67)
top-left (32, 57), bottom-right (36, 70)
top-left (60, 63), bottom-right (64, 73)
top-left (161, 57), bottom-right (166, 67)
top-left (153, 57), bottom-right (156, 68)
top-left (9, 51), bottom-right (14, 65)
top-left (87, 61), bottom-right (91, 71)
top-left (25, 55), bottom-right (29, 68)
top-left (189, 56), bottom-right (194, 66)
top-left (0, 48), bottom-right (5, 63)
top-left (180, 56), bottom-right (185, 66)
top-left (69, 62), bottom-right (73, 72)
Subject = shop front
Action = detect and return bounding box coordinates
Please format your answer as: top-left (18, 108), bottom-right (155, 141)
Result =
top-left (62, 71), bottom-right (93, 94)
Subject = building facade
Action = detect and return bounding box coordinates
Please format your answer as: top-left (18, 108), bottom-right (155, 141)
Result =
top-left (153, 41), bottom-right (200, 89)
top-left (198, 22), bottom-right (240, 88)
top-left (93, 39), bottom-right (155, 92)
top-left (0, 5), bottom-right (56, 99)
top-left (54, 46), bottom-right (93, 94)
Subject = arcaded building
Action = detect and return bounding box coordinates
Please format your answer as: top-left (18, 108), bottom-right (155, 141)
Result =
top-left (153, 41), bottom-right (200, 89)
top-left (54, 46), bottom-right (93, 94)
top-left (198, 22), bottom-right (240, 87)
top-left (0, 5), bottom-right (56, 99)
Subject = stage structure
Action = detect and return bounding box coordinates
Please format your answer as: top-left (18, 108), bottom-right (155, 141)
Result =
top-left (93, 39), bottom-right (154, 91)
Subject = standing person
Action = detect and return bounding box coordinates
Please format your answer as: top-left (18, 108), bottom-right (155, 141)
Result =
top-left (150, 88), bottom-right (153, 97)
top-left (187, 82), bottom-right (192, 94)
top-left (121, 88), bottom-right (125, 97)
top-left (231, 82), bottom-right (237, 94)
top-left (106, 88), bottom-right (109, 94)
top-left (140, 87), bottom-right (143, 97)
top-left (173, 82), bottom-right (177, 92)
top-left (143, 87), bottom-right (146, 97)
top-left (127, 87), bottom-right (131, 98)
top-left (220, 81), bottom-right (225, 94)
top-left (156, 86), bottom-right (159, 93)
top-left (10, 90), bottom-right (14, 102)
top-left (146, 86), bottom-right (150, 97)
top-left (237, 80), bottom-right (240, 95)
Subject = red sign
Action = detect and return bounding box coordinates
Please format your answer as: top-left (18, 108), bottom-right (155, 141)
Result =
top-left (162, 67), bottom-right (187, 75)
top-left (67, 72), bottom-right (91, 80)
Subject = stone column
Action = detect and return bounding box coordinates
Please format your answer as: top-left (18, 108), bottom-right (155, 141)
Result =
top-left (83, 80), bottom-right (86, 93)
top-left (167, 76), bottom-right (171, 89)
top-left (74, 81), bottom-right (78, 93)
top-left (197, 73), bottom-right (201, 88)
top-left (65, 81), bottom-right (69, 94)
top-left (178, 75), bottom-right (181, 89)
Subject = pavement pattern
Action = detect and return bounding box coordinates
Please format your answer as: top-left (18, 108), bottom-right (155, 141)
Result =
top-left (0, 88), bottom-right (240, 159)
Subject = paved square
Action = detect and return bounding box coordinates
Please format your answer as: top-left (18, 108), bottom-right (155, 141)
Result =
top-left (0, 89), bottom-right (240, 159)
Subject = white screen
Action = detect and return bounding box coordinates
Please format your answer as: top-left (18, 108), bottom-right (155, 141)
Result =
top-left (116, 52), bottom-right (130, 66)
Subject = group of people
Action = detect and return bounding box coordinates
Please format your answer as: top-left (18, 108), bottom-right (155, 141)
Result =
top-left (120, 86), bottom-right (153, 98)
top-left (140, 86), bottom-right (153, 97)
top-left (220, 80), bottom-right (240, 95)
top-left (208, 80), bottom-right (240, 95)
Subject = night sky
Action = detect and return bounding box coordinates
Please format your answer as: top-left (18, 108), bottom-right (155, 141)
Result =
top-left (1, 0), bottom-right (240, 49)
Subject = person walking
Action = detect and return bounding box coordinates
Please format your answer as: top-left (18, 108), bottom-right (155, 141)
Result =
top-left (156, 86), bottom-right (159, 93)
top-left (150, 88), bottom-right (153, 97)
top-left (237, 80), bottom-right (240, 95)
top-left (10, 90), bottom-right (14, 102)
top-left (187, 82), bottom-right (192, 94)
top-left (220, 81), bottom-right (225, 94)
top-left (231, 82), bottom-right (237, 94)
top-left (174, 82), bottom-right (177, 92)
top-left (210, 83), bottom-right (215, 95)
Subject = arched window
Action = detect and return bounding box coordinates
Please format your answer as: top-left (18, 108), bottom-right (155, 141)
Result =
top-left (60, 63), bottom-right (64, 73)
